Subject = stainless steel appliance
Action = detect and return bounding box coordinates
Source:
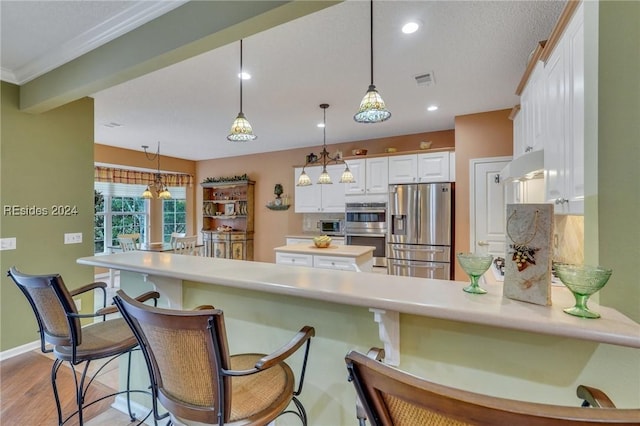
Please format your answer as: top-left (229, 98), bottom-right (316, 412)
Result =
top-left (319, 219), bottom-right (343, 236)
top-left (345, 202), bottom-right (387, 267)
top-left (387, 183), bottom-right (453, 279)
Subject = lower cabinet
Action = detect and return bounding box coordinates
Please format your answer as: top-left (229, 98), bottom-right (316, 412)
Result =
top-left (275, 252), bottom-right (313, 267)
top-left (202, 231), bottom-right (254, 260)
top-left (313, 255), bottom-right (359, 271)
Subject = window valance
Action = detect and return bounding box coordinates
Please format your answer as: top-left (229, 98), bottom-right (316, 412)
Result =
top-left (94, 166), bottom-right (193, 187)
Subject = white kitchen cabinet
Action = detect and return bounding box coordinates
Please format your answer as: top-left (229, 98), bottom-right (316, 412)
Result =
top-left (275, 252), bottom-right (313, 267)
top-left (417, 152), bottom-right (450, 183)
top-left (519, 60), bottom-right (546, 157)
top-left (544, 3), bottom-right (584, 214)
top-left (275, 243), bottom-right (373, 272)
top-left (345, 157), bottom-right (389, 196)
top-left (313, 255), bottom-right (360, 271)
top-left (294, 164), bottom-right (346, 213)
top-left (389, 152), bottom-right (451, 184)
top-left (388, 154), bottom-right (418, 184)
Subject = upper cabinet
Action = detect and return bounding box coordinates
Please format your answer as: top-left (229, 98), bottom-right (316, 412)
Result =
top-left (519, 61), bottom-right (546, 156)
top-left (512, 2), bottom-right (584, 214)
top-left (344, 157), bottom-right (389, 196)
top-left (543, 2), bottom-right (584, 214)
top-left (389, 152), bottom-right (452, 184)
top-left (294, 164), bottom-right (346, 213)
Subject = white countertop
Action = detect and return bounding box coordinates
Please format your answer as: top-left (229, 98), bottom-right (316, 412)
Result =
top-left (77, 252), bottom-right (640, 349)
top-left (274, 243), bottom-right (374, 257)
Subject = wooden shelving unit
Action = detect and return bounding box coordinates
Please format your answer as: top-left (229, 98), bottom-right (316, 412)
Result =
top-left (201, 180), bottom-right (255, 260)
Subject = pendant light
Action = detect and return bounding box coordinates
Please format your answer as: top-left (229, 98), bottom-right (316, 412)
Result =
top-left (297, 104), bottom-right (355, 186)
top-left (227, 39), bottom-right (256, 141)
top-left (354, 0), bottom-right (391, 123)
top-left (141, 143), bottom-right (171, 199)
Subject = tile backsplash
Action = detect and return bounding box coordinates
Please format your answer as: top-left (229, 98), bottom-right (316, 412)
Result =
top-left (554, 215), bottom-right (584, 264)
top-left (302, 213), bottom-right (344, 233)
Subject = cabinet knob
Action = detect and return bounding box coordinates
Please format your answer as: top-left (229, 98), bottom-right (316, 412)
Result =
top-left (361, 189), bottom-right (365, 193)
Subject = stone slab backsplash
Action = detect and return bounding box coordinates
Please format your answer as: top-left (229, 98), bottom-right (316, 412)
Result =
top-left (554, 215), bottom-right (584, 264)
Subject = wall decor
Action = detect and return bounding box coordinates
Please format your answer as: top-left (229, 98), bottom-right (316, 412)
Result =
top-left (503, 203), bottom-right (554, 306)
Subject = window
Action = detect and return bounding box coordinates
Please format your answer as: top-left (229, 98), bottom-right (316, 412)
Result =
top-left (163, 195), bottom-right (187, 242)
top-left (94, 183), bottom-right (149, 254)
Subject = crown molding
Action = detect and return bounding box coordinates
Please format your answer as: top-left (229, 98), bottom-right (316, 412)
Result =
top-left (9, 1), bottom-right (188, 85)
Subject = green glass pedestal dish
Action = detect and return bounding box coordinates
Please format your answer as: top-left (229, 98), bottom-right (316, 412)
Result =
top-left (554, 263), bottom-right (612, 319)
top-left (457, 253), bottom-right (493, 295)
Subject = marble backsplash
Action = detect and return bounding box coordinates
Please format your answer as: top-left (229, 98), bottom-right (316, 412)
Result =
top-left (554, 214), bottom-right (584, 264)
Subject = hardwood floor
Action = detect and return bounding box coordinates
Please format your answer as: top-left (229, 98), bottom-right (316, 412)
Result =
top-left (0, 351), bottom-right (137, 426)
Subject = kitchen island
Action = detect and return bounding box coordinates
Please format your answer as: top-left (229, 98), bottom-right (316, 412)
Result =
top-left (77, 252), bottom-right (640, 422)
top-left (274, 243), bottom-right (375, 272)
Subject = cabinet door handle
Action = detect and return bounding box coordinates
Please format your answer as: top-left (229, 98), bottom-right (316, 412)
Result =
top-left (477, 241), bottom-right (489, 246)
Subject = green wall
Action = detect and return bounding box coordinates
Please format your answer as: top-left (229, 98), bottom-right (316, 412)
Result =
top-left (595, 1), bottom-right (640, 321)
top-left (0, 81), bottom-right (95, 351)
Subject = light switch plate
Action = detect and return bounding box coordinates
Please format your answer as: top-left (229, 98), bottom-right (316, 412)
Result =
top-left (0, 237), bottom-right (17, 250)
top-left (64, 233), bottom-right (82, 244)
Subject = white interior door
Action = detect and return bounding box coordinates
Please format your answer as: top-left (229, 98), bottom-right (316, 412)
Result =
top-left (470, 157), bottom-right (511, 258)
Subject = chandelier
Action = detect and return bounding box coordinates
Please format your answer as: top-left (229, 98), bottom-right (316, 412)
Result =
top-left (297, 104), bottom-right (355, 186)
top-left (141, 143), bottom-right (171, 199)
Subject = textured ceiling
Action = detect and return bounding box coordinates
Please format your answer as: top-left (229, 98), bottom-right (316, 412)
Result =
top-left (1, 1), bottom-right (566, 161)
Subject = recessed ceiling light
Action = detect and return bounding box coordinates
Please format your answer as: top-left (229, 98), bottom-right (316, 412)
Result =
top-left (402, 21), bottom-right (420, 34)
top-left (427, 105), bottom-right (438, 112)
top-left (317, 123), bottom-right (325, 128)
top-left (238, 72), bottom-right (251, 80)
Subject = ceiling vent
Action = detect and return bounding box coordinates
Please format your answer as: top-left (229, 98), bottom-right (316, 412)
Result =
top-left (414, 71), bottom-right (435, 87)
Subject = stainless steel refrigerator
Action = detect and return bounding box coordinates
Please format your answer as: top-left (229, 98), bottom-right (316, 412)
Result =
top-left (387, 183), bottom-right (453, 279)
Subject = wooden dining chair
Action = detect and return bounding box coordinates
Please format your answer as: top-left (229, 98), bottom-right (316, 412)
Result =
top-left (7, 266), bottom-right (160, 426)
top-left (117, 233), bottom-right (140, 252)
top-left (113, 290), bottom-right (315, 426)
top-left (345, 348), bottom-right (640, 425)
top-left (173, 235), bottom-right (199, 256)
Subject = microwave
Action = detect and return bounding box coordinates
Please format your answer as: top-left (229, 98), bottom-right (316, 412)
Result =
top-left (319, 219), bottom-right (343, 235)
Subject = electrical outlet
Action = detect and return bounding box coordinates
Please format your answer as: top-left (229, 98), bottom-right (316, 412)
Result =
top-left (64, 232), bottom-right (82, 244)
top-left (0, 237), bottom-right (17, 250)
top-left (74, 298), bottom-right (82, 311)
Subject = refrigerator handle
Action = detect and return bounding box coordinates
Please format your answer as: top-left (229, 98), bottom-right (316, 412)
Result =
top-left (415, 187), bottom-right (421, 238)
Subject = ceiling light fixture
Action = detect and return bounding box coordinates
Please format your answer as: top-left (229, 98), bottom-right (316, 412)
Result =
top-left (298, 104), bottom-right (355, 186)
top-left (402, 21), bottom-right (420, 34)
top-left (141, 142), bottom-right (171, 199)
top-left (227, 39), bottom-right (256, 142)
top-left (427, 105), bottom-right (439, 111)
top-left (354, 0), bottom-right (391, 124)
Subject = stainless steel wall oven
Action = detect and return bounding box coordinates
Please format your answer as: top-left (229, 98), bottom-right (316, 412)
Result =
top-left (345, 202), bottom-right (387, 267)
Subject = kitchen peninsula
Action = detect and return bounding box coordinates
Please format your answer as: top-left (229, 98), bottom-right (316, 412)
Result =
top-left (274, 243), bottom-right (374, 272)
top-left (77, 252), bottom-right (640, 422)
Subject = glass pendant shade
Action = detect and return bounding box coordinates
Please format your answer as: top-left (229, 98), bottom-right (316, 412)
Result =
top-left (354, 84), bottom-right (391, 123)
top-left (158, 187), bottom-right (172, 199)
top-left (227, 112), bottom-right (256, 141)
top-left (227, 39), bottom-right (256, 142)
top-left (339, 166), bottom-right (355, 183)
top-left (317, 167), bottom-right (333, 184)
top-left (354, 0), bottom-right (391, 124)
top-left (297, 170), bottom-right (312, 186)
top-left (142, 187), bottom-right (153, 199)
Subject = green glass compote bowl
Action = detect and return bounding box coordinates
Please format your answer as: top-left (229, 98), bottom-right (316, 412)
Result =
top-left (457, 253), bottom-right (493, 294)
top-left (554, 263), bottom-right (612, 319)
